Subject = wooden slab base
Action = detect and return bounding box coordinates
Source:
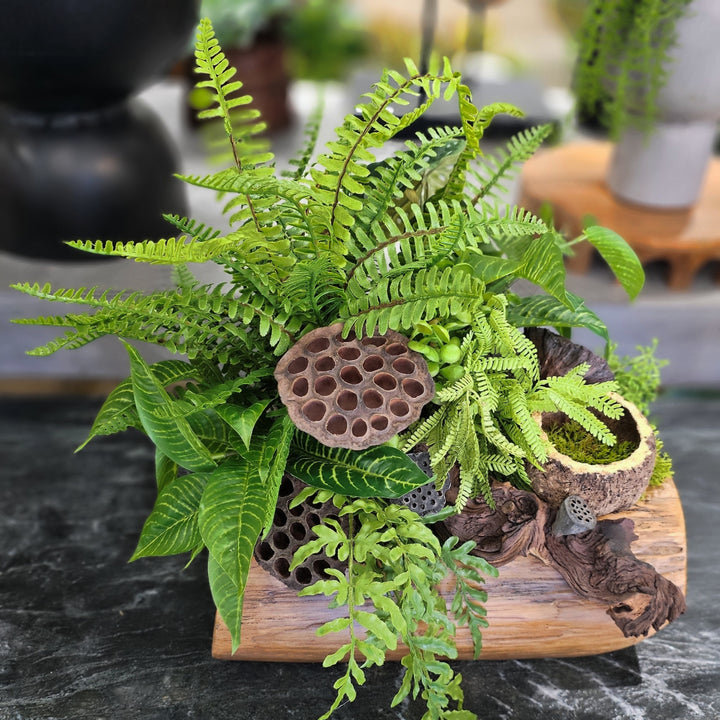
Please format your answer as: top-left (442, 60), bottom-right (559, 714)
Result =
top-left (520, 142), bottom-right (720, 290)
top-left (212, 479), bottom-right (686, 662)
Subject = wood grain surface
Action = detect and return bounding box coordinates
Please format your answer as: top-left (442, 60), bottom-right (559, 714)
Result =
top-left (520, 142), bottom-right (720, 289)
top-left (212, 478), bottom-right (686, 662)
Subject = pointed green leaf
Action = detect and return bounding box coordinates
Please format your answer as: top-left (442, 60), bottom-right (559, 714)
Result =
top-left (208, 552), bottom-right (245, 653)
top-left (76, 359), bottom-right (197, 450)
top-left (287, 434), bottom-right (430, 498)
top-left (131, 472), bottom-right (207, 560)
top-left (216, 398), bottom-right (272, 451)
top-left (583, 224), bottom-right (645, 300)
top-left (198, 456), bottom-right (269, 628)
top-left (257, 413), bottom-right (295, 536)
top-left (519, 233), bottom-right (569, 304)
top-left (123, 342), bottom-right (216, 472)
top-left (155, 449), bottom-right (177, 492)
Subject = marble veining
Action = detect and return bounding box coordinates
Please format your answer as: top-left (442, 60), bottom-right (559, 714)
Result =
top-left (0, 395), bottom-right (718, 720)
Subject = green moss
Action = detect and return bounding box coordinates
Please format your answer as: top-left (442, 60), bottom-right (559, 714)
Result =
top-left (546, 419), bottom-right (636, 465)
top-left (649, 432), bottom-right (674, 487)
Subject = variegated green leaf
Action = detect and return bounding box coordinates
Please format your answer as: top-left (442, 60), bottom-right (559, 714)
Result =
top-left (130, 472), bottom-right (207, 560)
top-left (155, 449), bottom-right (178, 492)
top-left (198, 455), bottom-right (269, 638)
top-left (76, 359), bottom-right (198, 450)
top-left (123, 342), bottom-right (216, 472)
top-left (508, 294), bottom-right (609, 341)
top-left (216, 398), bottom-right (272, 451)
top-left (518, 233), bottom-right (568, 304)
top-left (583, 225), bottom-right (645, 300)
top-left (207, 552), bottom-right (245, 653)
top-left (258, 412), bottom-right (295, 537)
top-left (287, 434), bottom-right (430, 498)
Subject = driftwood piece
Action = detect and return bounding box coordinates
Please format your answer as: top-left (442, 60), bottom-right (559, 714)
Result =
top-left (440, 483), bottom-right (686, 638)
top-left (525, 327), bottom-right (614, 383)
top-left (536, 518), bottom-right (687, 637)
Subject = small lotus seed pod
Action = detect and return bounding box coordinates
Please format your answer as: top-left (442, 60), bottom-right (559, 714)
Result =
top-left (274, 322), bottom-right (435, 449)
top-left (551, 495), bottom-right (597, 536)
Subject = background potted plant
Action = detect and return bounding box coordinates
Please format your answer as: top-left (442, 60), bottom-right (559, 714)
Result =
top-left (13, 18), bottom-right (685, 720)
top-left (573, 0), bottom-right (718, 209)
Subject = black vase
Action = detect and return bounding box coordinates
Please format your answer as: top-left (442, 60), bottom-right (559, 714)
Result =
top-left (0, 0), bottom-right (199, 260)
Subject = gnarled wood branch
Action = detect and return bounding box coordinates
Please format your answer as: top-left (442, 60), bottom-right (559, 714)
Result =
top-left (440, 483), bottom-right (686, 638)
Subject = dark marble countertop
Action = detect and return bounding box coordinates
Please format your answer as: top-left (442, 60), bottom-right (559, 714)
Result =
top-left (1, 394), bottom-right (718, 720)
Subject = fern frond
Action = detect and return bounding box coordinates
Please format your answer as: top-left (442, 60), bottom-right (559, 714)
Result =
top-left (467, 124), bottom-right (552, 204)
top-left (281, 257), bottom-right (346, 326)
top-left (65, 236), bottom-right (241, 265)
top-left (311, 61), bottom-right (463, 243)
top-left (341, 265), bottom-right (485, 338)
top-left (194, 18), bottom-right (255, 162)
top-left (162, 214), bottom-right (222, 243)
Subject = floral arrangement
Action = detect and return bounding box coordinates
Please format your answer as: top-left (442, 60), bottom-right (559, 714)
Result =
top-left (13, 19), bottom-right (680, 720)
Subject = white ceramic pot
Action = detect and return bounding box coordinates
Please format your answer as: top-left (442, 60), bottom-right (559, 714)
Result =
top-left (607, 0), bottom-right (720, 208)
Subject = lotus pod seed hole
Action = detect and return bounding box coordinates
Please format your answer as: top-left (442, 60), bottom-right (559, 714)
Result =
top-left (363, 389), bottom-right (383, 409)
top-left (302, 400), bottom-right (327, 421)
top-left (314, 356), bottom-right (335, 372)
top-left (370, 415), bottom-right (389, 430)
top-left (402, 378), bottom-right (425, 398)
top-left (374, 373), bottom-right (397, 391)
top-left (294, 567), bottom-right (313, 585)
top-left (287, 356), bottom-right (309, 373)
top-left (313, 559), bottom-right (330, 575)
top-left (337, 346), bottom-right (361, 361)
top-left (340, 366), bottom-right (363, 384)
top-left (272, 531), bottom-right (290, 550)
top-left (386, 343), bottom-right (407, 356)
top-left (290, 522), bottom-right (306, 541)
top-left (291, 377), bottom-right (309, 397)
top-left (274, 558), bottom-right (290, 578)
top-left (288, 503), bottom-right (304, 517)
top-left (306, 512), bottom-right (321, 528)
top-left (279, 475), bottom-right (294, 496)
top-left (390, 399), bottom-right (410, 417)
top-left (314, 376), bottom-right (337, 396)
top-left (393, 358), bottom-right (416, 374)
top-left (363, 355), bottom-right (384, 372)
top-left (258, 542), bottom-right (273, 561)
top-left (337, 390), bottom-right (358, 411)
top-left (307, 337), bottom-right (331, 353)
top-left (274, 508), bottom-right (287, 526)
top-left (326, 414), bottom-right (348, 435)
top-left (335, 330), bottom-right (356, 343)
top-left (362, 337), bottom-right (386, 347)
top-left (352, 419), bottom-right (368, 437)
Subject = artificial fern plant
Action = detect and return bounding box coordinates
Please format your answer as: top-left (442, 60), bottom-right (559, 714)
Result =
top-left (13, 18), bottom-right (647, 720)
top-left (574, 0), bottom-right (693, 137)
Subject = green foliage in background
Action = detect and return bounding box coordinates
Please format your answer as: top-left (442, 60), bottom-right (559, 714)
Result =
top-left (574, 0), bottom-right (693, 137)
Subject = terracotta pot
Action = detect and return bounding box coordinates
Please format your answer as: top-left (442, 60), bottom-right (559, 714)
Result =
top-left (527, 392), bottom-right (656, 517)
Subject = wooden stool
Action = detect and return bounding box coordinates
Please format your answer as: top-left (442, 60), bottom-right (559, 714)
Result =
top-left (520, 142), bottom-right (720, 290)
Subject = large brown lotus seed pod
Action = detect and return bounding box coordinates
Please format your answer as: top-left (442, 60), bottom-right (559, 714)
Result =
top-left (254, 473), bottom-right (348, 591)
top-left (275, 322), bottom-right (435, 449)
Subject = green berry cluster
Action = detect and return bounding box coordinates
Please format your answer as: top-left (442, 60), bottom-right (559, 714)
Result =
top-left (408, 317), bottom-right (471, 382)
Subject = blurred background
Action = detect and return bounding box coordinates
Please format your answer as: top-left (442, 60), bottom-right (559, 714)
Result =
top-left (1, 0), bottom-right (718, 392)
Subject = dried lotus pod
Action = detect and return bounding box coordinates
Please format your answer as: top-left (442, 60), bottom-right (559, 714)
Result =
top-left (274, 322), bottom-right (435, 449)
top-left (254, 473), bottom-right (348, 591)
top-left (393, 450), bottom-right (450, 517)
